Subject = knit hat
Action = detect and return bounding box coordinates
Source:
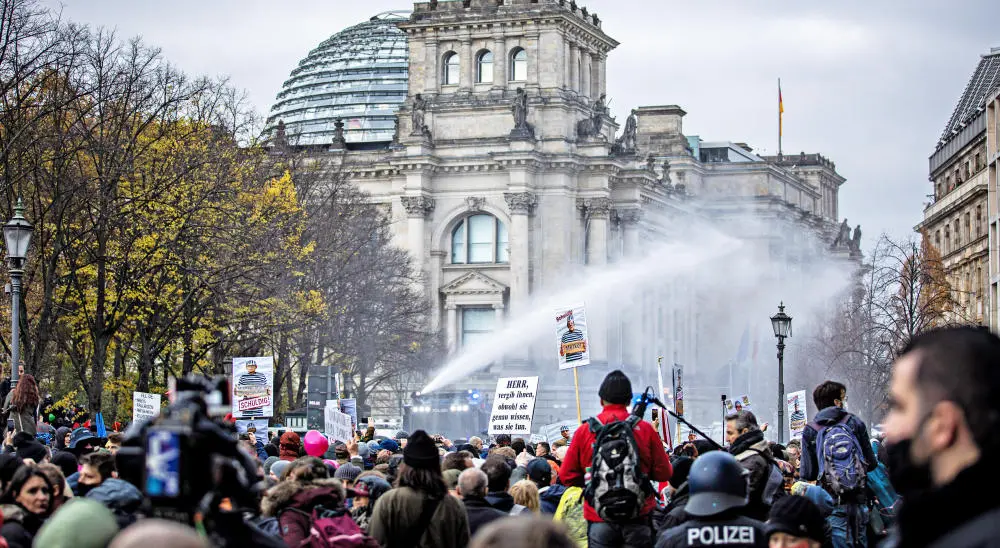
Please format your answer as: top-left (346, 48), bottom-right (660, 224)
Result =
top-left (68, 427), bottom-right (98, 450)
top-left (263, 456), bottom-right (280, 476)
top-left (442, 468), bottom-right (461, 491)
top-left (33, 499), bottom-right (119, 548)
top-left (598, 370), bottom-right (632, 405)
top-left (402, 430), bottom-right (439, 470)
top-left (334, 462), bottom-right (362, 483)
top-left (380, 438), bottom-right (400, 454)
top-left (526, 458), bottom-right (552, 487)
top-left (16, 441), bottom-right (48, 463)
top-left (669, 456), bottom-right (694, 487)
top-left (51, 451), bottom-right (79, 479)
top-left (357, 441), bottom-right (370, 459)
top-left (766, 495), bottom-right (826, 543)
top-left (271, 460), bottom-right (292, 480)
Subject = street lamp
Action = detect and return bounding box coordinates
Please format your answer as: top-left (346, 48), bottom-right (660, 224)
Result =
top-left (4, 198), bottom-right (32, 387)
top-left (770, 302), bottom-right (792, 443)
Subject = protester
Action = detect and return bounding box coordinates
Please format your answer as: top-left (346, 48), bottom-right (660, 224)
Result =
top-left (32, 498), bottom-right (119, 548)
top-left (469, 514), bottom-right (577, 548)
top-left (108, 519), bottom-right (209, 548)
top-left (104, 432), bottom-right (124, 454)
top-left (350, 475), bottom-right (392, 533)
top-left (36, 463), bottom-right (69, 512)
top-left (442, 450), bottom-right (473, 472)
top-left (726, 410), bottom-right (785, 521)
top-left (510, 479), bottom-right (540, 513)
top-left (368, 430), bottom-right (470, 548)
top-left (54, 426), bottom-right (72, 453)
top-left (800, 380), bottom-right (876, 548)
top-left (67, 427), bottom-right (99, 456)
top-left (334, 462), bottom-right (362, 488)
top-left (0, 466), bottom-right (54, 548)
top-left (528, 457), bottom-right (566, 514)
top-left (560, 370), bottom-right (672, 548)
top-left (457, 467), bottom-right (506, 537)
top-left (765, 495), bottom-right (826, 548)
top-left (653, 455), bottom-right (693, 533)
top-left (13, 438), bottom-right (47, 465)
top-left (261, 457), bottom-right (351, 547)
top-left (2, 375), bottom-right (38, 437)
top-left (482, 454), bottom-right (528, 515)
top-left (882, 327), bottom-right (1000, 546)
top-left (278, 431), bottom-right (301, 462)
top-left (443, 468), bottom-right (461, 497)
top-left (76, 451), bottom-right (142, 528)
top-left (655, 451), bottom-right (766, 548)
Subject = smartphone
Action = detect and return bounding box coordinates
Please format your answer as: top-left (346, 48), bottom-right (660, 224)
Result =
top-left (6, 419), bottom-right (12, 432)
top-left (651, 409), bottom-right (658, 421)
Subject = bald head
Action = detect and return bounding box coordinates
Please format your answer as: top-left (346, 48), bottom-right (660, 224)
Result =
top-left (110, 519), bottom-right (208, 548)
top-left (457, 467), bottom-right (488, 498)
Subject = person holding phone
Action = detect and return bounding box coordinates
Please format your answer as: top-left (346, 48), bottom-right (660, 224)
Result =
top-left (2, 374), bottom-right (39, 437)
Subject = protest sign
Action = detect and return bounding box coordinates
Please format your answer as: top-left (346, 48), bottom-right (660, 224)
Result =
top-left (339, 398), bottom-right (358, 430)
top-left (488, 376), bottom-right (539, 435)
top-left (236, 419), bottom-right (269, 441)
top-left (556, 305), bottom-right (591, 369)
top-left (672, 364), bottom-right (685, 416)
top-left (324, 406), bottom-right (353, 444)
top-left (132, 391), bottom-right (161, 423)
top-left (232, 357), bottom-right (274, 418)
top-left (787, 390), bottom-right (808, 439)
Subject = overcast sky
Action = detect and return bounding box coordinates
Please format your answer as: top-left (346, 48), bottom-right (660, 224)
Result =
top-left (42, 0), bottom-right (999, 244)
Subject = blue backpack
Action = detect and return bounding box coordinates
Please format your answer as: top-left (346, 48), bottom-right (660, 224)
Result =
top-left (867, 440), bottom-right (901, 523)
top-left (813, 416), bottom-right (867, 495)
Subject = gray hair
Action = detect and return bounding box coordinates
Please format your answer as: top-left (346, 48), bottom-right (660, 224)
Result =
top-left (469, 436), bottom-right (483, 449)
top-left (727, 410), bottom-right (758, 433)
top-left (457, 467), bottom-right (488, 498)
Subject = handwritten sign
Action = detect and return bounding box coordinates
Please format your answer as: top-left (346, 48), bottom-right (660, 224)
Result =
top-left (325, 407), bottom-right (353, 444)
top-left (488, 376), bottom-right (539, 436)
top-left (132, 391), bottom-right (162, 423)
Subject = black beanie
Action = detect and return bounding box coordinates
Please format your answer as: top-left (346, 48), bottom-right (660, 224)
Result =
top-left (403, 430), bottom-right (440, 470)
top-left (766, 495), bottom-right (826, 543)
top-left (669, 456), bottom-right (694, 487)
top-left (599, 370), bottom-right (632, 405)
top-left (16, 441), bottom-right (48, 463)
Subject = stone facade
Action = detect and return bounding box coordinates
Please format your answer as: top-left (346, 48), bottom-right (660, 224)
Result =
top-left (985, 87), bottom-right (1000, 328)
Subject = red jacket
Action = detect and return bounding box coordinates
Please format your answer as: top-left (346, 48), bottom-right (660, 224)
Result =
top-left (559, 404), bottom-right (672, 522)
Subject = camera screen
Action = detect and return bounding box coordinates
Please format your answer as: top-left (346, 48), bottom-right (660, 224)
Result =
top-left (145, 430), bottom-right (182, 498)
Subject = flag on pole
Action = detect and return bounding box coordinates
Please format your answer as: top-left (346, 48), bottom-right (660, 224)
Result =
top-left (778, 79), bottom-right (784, 137)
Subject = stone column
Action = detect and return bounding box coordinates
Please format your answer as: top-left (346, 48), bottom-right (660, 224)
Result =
top-left (446, 304), bottom-right (458, 354)
top-left (563, 39), bottom-right (572, 91)
top-left (596, 53), bottom-right (606, 99)
top-left (429, 251), bottom-right (446, 332)
top-left (460, 39), bottom-right (473, 91)
top-left (504, 192), bottom-right (537, 316)
top-left (401, 196), bottom-right (435, 276)
top-left (580, 198), bottom-right (611, 364)
top-left (569, 44), bottom-right (580, 94)
top-left (581, 49), bottom-right (592, 100)
top-left (620, 209), bottom-right (642, 369)
top-left (493, 36), bottom-right (507, 89)
top-left (425, 33), bottom-right (439, 92)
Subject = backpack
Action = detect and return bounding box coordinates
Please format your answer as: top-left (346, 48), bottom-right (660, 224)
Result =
top-left (299, 506), bottom-right (379, 548)
top-left (737, 448), bottom-right (787, 506)
top-left (867, 441), bottom-right (900, 528)
top-left (813, 416), bottom-right (867, 495)
top-left (554, 486), bottom-right (587, 548)
top-left (583, 415), bottom-right (654, 523)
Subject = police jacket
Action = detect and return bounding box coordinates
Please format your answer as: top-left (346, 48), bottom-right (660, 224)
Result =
top-left (656, 512), bottom-right (767, 548)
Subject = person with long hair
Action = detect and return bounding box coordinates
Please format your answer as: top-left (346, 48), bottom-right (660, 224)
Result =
top-left (369, 430), bottom-right (469, 548)
top-left (0, 465), bottom-right (53, 548)
top-left (3, 375), bottom-right (39, 437)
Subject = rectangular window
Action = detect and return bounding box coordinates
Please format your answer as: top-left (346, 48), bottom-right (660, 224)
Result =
top-left (468, 215), bottom-right (494, 263)
top-left (977, 206), bottom-right (983, 238)
top-left (462, 308), bottom-right (495, 347)
top-left (496, 220), bottom-right (509, 263)
top-left (452, 222), bottom-right (467, 264)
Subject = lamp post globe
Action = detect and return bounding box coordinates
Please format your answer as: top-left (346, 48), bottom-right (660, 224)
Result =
top-left (770, 302), bottom-right (792, 443)
top-left (4, 198), bottom-right (32, 387)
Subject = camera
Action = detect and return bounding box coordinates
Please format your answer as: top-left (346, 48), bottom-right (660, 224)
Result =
top-left (116, 375), bottom-right (264, 538)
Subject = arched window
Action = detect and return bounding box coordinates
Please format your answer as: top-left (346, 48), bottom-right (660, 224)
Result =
top-left (510, 48), bottom-right (527, 82)
top-left (451, 214), bottom-right (509, 264)
top-left (476, 50), bottom-right (494, 84)
top-left (443, 51), bottom-right (460, 85)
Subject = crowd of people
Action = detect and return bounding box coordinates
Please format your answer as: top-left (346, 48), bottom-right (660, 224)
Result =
top-left (0, 325), bottom-right (992, 547)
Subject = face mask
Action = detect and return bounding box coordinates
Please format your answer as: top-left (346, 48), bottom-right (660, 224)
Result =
top-left (885, 414), bottom-right (934, 497)
top-left (75, 482), bottom-right (96, 497)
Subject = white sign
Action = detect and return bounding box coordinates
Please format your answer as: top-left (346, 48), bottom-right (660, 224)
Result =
top-left (556, 304), bottom-right (591, 369)
top-left (232, 357), bottom-right (274, 418)
top-left (325, 407), bottom-right (353, 444)
top-left (724, 394), bottom-right (753, 418)
top-left (787, 390), bottom-right (808, 439)
top-left (132, 391), bottom-right (161, 423)
top-left (236, 419), bottom-right (269, 441)
top-left (488, 376), bottom-right (539, 436)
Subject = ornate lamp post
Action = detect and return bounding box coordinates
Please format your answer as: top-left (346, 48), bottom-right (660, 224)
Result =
top-left (770, 302), bottom-right (792, 443)
top-left (4, 198), bottom-right (32, 387)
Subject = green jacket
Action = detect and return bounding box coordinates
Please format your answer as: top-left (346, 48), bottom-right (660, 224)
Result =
top-left (368, 486), bottom-right (469, 548)
top-left (3, 391), bottom-right (36, 437)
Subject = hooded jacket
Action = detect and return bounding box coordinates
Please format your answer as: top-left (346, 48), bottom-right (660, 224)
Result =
top-left (0, 503), bottom-right (45, 548)
top-left (800, 406), bottom-right (877, 487)
top-left (539, 483), bottom-right (567, 515)
top-left (54, 427), bottom-right (72, 451)
top-left (368, 485), bottom-right (470, 548)
top-left (262, 477), bottom-right (347, 547)
top-left (484, 491), bottom-right (527, 514)
top-left (728, 429), bottom-right (775, 522)
top-left (84, 478), bottom-right (143, 529)
top-left (559, 403), bottom-right (673, 523)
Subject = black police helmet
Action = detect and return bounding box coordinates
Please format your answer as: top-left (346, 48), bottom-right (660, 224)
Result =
top-left (685, 451), bottom-right (750, 517)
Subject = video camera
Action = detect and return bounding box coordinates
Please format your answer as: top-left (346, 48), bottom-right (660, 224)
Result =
top-left (116, 375), bottom-right (265, 532)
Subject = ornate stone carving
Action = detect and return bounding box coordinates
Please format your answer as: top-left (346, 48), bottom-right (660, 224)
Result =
top-left (831, 218), bottom-right (851, 248)
top-left (504, 192), bottom-right (537, 215)
top-left (618, 208), bottom-right (641, 225)
top-left (401, 196), bottom-right (435, 218)
top-left (612, 109), bottom-right (638, 155)
top-left (577, 197), bottom-right (612, 219)
top-left (850, 225), bottom-right (862, 253)
top-left (331, 118), bottom-right (347, 149)
top-left (411, 94), bottom-right (431, 138)
top-left (660, 159), bottom-right (671, 185)
top-left (466, 196), bottom-right (485, 211)
top-left (577, 93), bottom-right (607, 141)
top-left (509, 88), bottom-right (535, 140)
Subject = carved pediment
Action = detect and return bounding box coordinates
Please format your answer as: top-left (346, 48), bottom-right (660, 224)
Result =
top-left (440, 271), bottom-right (507, 296)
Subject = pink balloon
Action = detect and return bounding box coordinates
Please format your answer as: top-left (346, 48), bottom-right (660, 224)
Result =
top-left (303, 430), bottom-right (329, 457)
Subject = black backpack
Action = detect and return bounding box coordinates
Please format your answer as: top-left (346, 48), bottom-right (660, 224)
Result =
top-left (583, 415), bottom-right (654, 522)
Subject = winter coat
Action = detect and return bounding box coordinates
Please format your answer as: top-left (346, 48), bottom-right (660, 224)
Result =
top-left (1, 394), bottom-right (35, 438)
top-left (656, 512), bottom-right (767, 548)
top-left (559, 403), bottom-right (673, 523)
top-left (539, 483), bottom-right (567, 515)
top-left (0, 504), bottom-right (45, 548)
top-left (800, 406), bottom-right (877, 485)
top-left (54, 427), bottom-right (71, 451)
top-left (85, 478), bottom-right (143, 529)
top-left (368, 486), bottom-right (470, 548)
top-left (462, 496), bottom-right (507, 537)
top-left (485, 491), bottom-right (527, 514)
top-left (261, 477), bottom-right (347, 548)
top-left (728, 429), bottom-right (774, 522)
top-left (884, 452), bottom-right (1000, 548)
top-left (654, 482), bottom-right (691, 534)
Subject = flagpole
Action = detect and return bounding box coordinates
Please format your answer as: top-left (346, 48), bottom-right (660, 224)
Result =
top-left (778, 78), bottom-right (783, 157)
top-left (573, 367), bottom-right (582, 425)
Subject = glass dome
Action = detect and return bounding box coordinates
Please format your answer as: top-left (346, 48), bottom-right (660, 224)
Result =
top-left (266, 11), bottom-right (410, 147)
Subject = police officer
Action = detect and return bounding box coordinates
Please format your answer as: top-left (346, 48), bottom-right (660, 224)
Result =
top-left (656, 451), bottom-right (767, 548)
